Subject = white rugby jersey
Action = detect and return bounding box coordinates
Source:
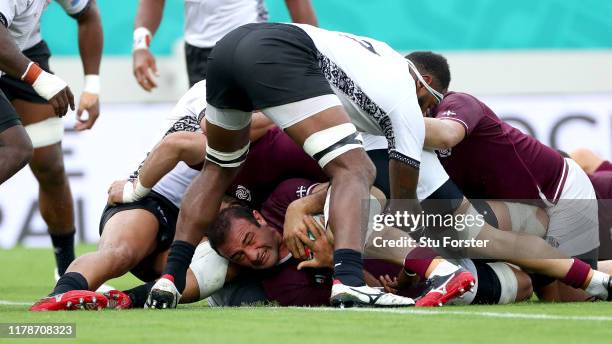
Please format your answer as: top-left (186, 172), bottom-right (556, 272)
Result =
top-left (184, 0), bottom-right (267, 48)
top-left (0, 0), bottom-right (47, 61)
top-left (291, 24), bottom-right (425, 170)
top-left (362, 133), bottom-right (449, 201)
top-left (131, 80), bottom-right (207, 208)
top-left (26, 0), bottom-right (92, 50)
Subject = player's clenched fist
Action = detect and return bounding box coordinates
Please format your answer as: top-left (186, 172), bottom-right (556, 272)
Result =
top-left (21, 62), bottom-right (74, 117)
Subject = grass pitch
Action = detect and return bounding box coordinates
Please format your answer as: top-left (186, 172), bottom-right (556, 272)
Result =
top-left (1, 245), bottom-right (612, 343)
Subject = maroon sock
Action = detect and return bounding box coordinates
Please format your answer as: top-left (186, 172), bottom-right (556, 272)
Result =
top-left (404, 247), bottom-right (439, 279)
top-left (561, 259), bottom-right (591, 288)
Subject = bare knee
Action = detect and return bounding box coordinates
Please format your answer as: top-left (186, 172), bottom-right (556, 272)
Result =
top-left (513, 268), bottom-right (534, 302)
top-left (1, 126), bottom-right (33, 167)
top-left (99, 243), bottom-right (141, 271)
top-left (30, 150), bottom-right (67, 187)
top-left (326, 150), bottom-right (376, 186)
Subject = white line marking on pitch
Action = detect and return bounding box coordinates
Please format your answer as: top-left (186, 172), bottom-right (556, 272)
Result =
top-left (0, 300), bottom-right (30, 306)
top-left (290, 307), bottom-right (612, 321)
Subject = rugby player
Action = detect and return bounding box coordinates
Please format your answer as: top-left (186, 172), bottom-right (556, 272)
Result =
top-left (0, 0), bottom-right (102, 278)
top-left (149, 22), bottom-right (485, 308)
top-left (0, 0), bottom-right (75, 184)
top-left (29, 81), bottom-right (328, 311)
top-left (204, 178), bottom-right (533, 307)
top-left (407, 51), bottom-right (612, 300)
top-left (132, 0), bottom-right (317, 89)
top-left (569, 148), bottom-right (612, 262)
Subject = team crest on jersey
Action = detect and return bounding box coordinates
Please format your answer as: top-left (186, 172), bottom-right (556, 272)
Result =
top-left (235, 185), bottom-right (251, 202)
top-left (295, 185), bottom-right (309, 199)
top-left (436, 148), bottom-right (452, 158)
top-left (441, 110), bottom-right (457, 117)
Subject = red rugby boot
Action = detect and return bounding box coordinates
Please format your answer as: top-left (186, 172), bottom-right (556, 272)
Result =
top-left (416, 268), bottom-right (475, 307)
top-left (30, 290), bottom-right (108, 312)
top-left (103, 290), bottom-right (132, 310)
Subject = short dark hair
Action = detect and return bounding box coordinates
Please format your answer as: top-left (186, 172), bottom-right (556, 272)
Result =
top-left (405, 51), bottom-right (451, 92)
top-left (207, 206), bottom-right (260, 254)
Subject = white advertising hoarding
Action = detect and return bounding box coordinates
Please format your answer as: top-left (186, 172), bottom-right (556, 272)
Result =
top-left (0, 95), bottom-right (611, 248)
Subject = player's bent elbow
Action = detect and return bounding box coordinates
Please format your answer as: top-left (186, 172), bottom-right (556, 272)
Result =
top-left (159, 132), bottom-right (196, 161)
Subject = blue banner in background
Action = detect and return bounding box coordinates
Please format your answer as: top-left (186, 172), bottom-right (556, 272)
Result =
top-left (41, 0), bottom-right (612, 56)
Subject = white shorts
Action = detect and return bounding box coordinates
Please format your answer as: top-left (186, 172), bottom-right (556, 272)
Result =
top-left (206, 94), bottom-right (342, 131)
top-left (546, 158), bottom-right (599, 256)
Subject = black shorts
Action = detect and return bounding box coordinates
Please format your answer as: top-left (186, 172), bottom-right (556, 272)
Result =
top-left (185, 42), bottom-right (212, 87)
top-left (0, 40), bottom-right (52, 104)
top-left (206, 23), bottom-right (334, 112)
top-left (99, 191), bottom-right (179, 280)
top-left (367, 149), bottom-right (391, 198)
top-left (0, 89), bottom-right (21, 133)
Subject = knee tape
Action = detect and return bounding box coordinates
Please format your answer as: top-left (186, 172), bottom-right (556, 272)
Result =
top-left (487, 262), bottom-right (518, 304)
top-left (205, 142), bottom-right (250, 168)
top-left (505, 202), bottom-right (547, 237)
top-left (24, 117), bottom-right (64, 148)
top-left (303, 123), bottom-right (363, 168)
top-left (190, 241), bottom-right (230, 300)
top-left (460, 204), bottom-right (486, 240)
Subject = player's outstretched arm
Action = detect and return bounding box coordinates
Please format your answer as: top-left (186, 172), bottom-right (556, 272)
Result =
top-left (423, 117), bottom-right (465, 150)
top-left (284, 0), bottom-right (318, 26)
top-left (107, 131), bottom-right (206, 205)
top-left (0, 25), bottom-right (74, 116)
top-left (73, 0), bottom-right (103, 130)
top-left (132, 0), bottom-right (165, 91)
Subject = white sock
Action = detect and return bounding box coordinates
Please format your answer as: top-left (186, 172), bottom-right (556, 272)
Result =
top-left (585, 270), bottom-right (609, 299)
top-left (429, 260), bottom-right (459, 278)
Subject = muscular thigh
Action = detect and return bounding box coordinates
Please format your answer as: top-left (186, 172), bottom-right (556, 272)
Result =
top-left (99, 209), bottom-right (159, 258)
top-left (12, 100), bottom-right (55, 125)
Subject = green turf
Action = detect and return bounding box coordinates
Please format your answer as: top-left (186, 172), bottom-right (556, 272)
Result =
top-left (1, 245), bottom-right (612, 343)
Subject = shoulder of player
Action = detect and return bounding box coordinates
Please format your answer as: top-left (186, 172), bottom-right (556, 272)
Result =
top-left (435, 92), bottom-right (484, 116)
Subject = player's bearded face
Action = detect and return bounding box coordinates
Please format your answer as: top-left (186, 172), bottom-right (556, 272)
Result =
top-left (220, 221), bottom-right (280, 270)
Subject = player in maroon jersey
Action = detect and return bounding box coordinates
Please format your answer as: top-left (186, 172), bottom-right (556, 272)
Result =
top-left (405, 51), bottom-right (611, 301)
top-left (30, 122), bottom-right (327, 311)
top-left (206, 178), bottom-right (532, 306)
top-left (569, 148), bottom-right (612, 262)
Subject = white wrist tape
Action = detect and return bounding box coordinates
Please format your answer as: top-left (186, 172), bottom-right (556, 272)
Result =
top-left (122, 179), bottom-right (151, 203)
top-left (83, 75), bottom-right (100, 94)
top-left (31, 71), bottom-right (68, 101)
top-left (133, 27), bottom-right (152, 51)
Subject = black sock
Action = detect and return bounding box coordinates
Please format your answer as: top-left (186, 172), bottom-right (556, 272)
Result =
top-left (50, 272), bottom-right (88, 296)
top-left (164, 240), bottom-right (196, 292)
top-left (123, 281), bottom-right (156, 308)
top-left (333, 249), bottom-right (365, 287)
top-left (50, 230), bottom-right (76, 276)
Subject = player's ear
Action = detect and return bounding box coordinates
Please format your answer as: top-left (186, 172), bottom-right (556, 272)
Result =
top-left (422, 74), bottom-right (433, 86)
top-left (252, 210), bottom-right (267, 226)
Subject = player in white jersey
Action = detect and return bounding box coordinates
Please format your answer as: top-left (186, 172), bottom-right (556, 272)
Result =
top-left (0, 0), bottom-right (75, 185)
top-left (0, 0), bottom-right (102, 278)
top-left (147, 22), bottom-right (478, 309)
top-left (132, 0), bottom-right (318, 89)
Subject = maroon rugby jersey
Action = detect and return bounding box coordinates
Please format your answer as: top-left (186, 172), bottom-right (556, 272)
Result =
top-left (433, 92), bottom-right (567, 203)
top-left (589, 170), bottom-right (612, 260)
top-left (228, 127), bottom-right (327, 207)
top-left (259, 178), bottom-right (332, 306)
top-left (596, 160), bottom-right (612, 173)
top-left (258, 178), bottom-right (422, 305)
